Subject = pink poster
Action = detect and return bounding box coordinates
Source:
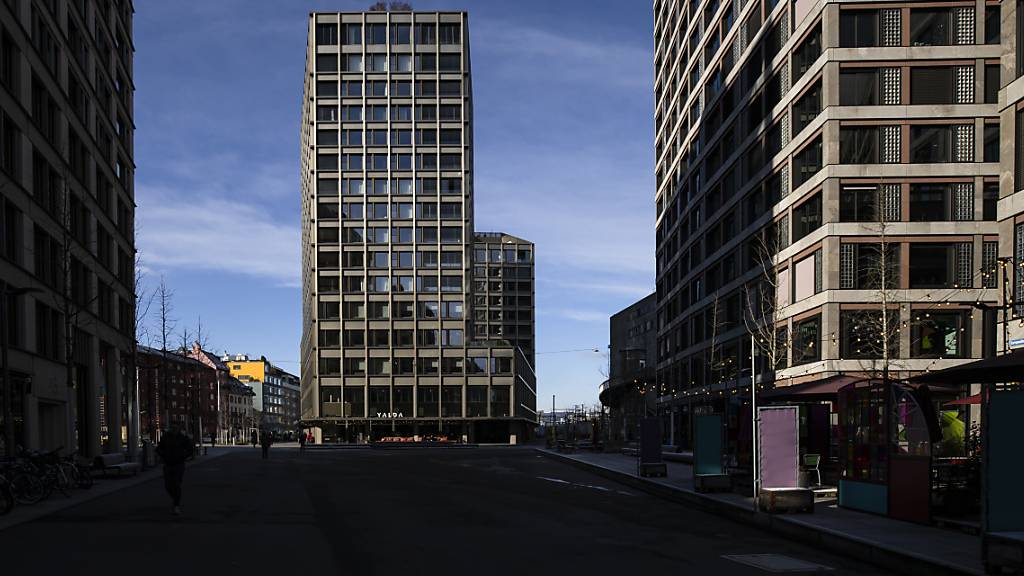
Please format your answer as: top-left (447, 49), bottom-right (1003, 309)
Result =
top-left (758, 406), bottom-right (799, 489)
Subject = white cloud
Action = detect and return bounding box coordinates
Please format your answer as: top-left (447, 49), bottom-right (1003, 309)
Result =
top-left (137, 187), bottom-right (300, 287)
top-left (475, 20), bottom-right (653, 89)
top-left (545, 308), bottom-right (612, 323)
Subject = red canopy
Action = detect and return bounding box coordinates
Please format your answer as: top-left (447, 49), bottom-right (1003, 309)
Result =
top-left (943, 393), bottom-right (981, 407)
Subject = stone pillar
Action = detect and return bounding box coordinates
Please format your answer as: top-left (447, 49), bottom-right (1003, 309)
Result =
top-left (86, 335), bottom-right (103, 458)
top-left (107, 347), bottom-right (123, 453)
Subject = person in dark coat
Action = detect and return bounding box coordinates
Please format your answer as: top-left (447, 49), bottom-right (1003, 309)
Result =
top-left (156, 423), bottom-right (194, 516)
top-left (260, 431), bottom-right (273, 459)
top-left (298, 431), bottom-right (306, 453)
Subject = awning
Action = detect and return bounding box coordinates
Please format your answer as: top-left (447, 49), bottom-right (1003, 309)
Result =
top-left (943, 394), bottom-right (982, 407)
top-left (759, 374), bottom-right (872, 402)
top-left (760, 374), bottom-right (960, 402)
top-left (908, 350), bottom-right (1024, 385)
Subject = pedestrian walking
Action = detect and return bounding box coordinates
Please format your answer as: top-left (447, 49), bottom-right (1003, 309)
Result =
top-left (251, 432), bottom-right (258, 448)
top-left (156, 423), bottom-right (194, 516)
top-left (261, 432), bottom-right (273, 459)
top-left (299, 431), bottom-right (306, 453)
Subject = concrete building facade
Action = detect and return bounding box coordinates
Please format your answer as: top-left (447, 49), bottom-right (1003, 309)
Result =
top-left (0, 0), bottom-right (136, 458)
top-left (299, 10), bottom-right (537, 443)
top-left (599, 292), bottom-right (658, 442)
top-left (652, 0), bottom-right (1002, 444)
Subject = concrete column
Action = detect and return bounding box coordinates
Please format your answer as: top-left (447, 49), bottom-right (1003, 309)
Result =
top-left (107, 346), bottom-right (123, 453)
top-left (87, 335), bottom-right (102, 458)
top-left (821, 302), bottom-right (839, 361)
top-left (127, 359), bottom-right (140, 459)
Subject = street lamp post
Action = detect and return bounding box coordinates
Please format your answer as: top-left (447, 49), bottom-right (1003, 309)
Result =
top-left (1, 284), bottom-right (41, 460)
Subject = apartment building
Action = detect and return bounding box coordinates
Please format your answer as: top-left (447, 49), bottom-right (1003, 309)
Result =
top-left (0, 0), bottom-right (135, 457)
top-left (599, 293), bottom-right (658, 442)
top-left (652, 0), bottom-right (1001, 444)
top-left (222, 353), bottom-right (299, 432)
top-left (299, 10), bottom-right (537, 443)
top-left (136, 345), bottom-right (218, 442)
top-left (471, 232), bottom-right (535, 368)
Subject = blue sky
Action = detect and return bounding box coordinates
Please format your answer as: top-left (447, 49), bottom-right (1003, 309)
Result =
top-left (133, 1), bottom-right (655, 407)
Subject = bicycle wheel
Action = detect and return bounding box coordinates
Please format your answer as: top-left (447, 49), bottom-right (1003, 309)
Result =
top-left (10, 472), bottom-right (45, 505)
top-left (76, 465), bottom-right (93, 489)
top-left (54, 468), bottom-right (72, 497)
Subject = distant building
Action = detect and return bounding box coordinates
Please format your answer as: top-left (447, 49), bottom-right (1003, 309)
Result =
top-left (223, 377), bottom-right (256, 444)
top-left (471, 233), bottom-right (536, 369)
top-left (298, 10), bottom-right (538, 443)
top-left (136, 346), bottom-right (218, 442)
top-left (222, 354), bottom-right (299, 431)
top-left (599, 293), bottom-right (657, 442)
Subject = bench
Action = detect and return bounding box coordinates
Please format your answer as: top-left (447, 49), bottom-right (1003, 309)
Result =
top-left (93, 453), bottom-right (141, 477)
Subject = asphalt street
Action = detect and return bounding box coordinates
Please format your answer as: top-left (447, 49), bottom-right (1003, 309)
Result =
top-left (0, 447), bottom-right (891, 575)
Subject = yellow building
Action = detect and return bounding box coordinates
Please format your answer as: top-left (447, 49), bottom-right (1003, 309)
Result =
top-left (222, 354), bottom-right (300, 432)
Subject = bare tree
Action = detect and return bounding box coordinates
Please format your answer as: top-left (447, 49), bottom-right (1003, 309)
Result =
top-left (154, 277), bottom-right (175, 436)
top-left (842, 188), bottom-right (903, 383)
top-left (129, 249), bottom-right (153, 451)
top-left (743, 229), bottom-right (787, 385)
top-left (369, 1), bottom-right (412, 11)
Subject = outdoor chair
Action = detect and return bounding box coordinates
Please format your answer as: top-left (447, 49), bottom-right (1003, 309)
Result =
top-left (803, 454), bottom-right (821, 486)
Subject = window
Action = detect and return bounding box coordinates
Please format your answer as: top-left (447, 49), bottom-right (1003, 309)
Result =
top-left (839, 127), bottom-right (879, 164)
top-left (343, 24), bottom-right (362, 45)
top-left (840, 242), bottom-right (900, 289)
top-left (1018, 110), bottom-right (1024, 190)
top-left (342, 54), bottom-right (362, 72)
top-left (910, 67), bottom-right (954, 105)
top-left (910, 8), bottom-right (952, 46)
top-left (910, 125), bottom-right (952, 163)
top-left (983, 182), bottom-right (998, 221)
top-left (793, 24), bottom-right (822, 82)
top-left (840, 10), bottom-right (879, 47)
top-left (840, 310), bottom-right (900, 359)
top-left (416, 23), bottom-right (436, 44)
top-left (391, 54), bottom-right (412, 72)
top-left (792, 193), bottom-right (822, 241)
top-left (911, 311), bottom-right (970, 358)
top-left (415, 53), bottom-right (436, 72)
top-left (793, 137), bottom-right (822, 187)
top-left (391, 23), bottom-right (410, 44)
top-left (985, 6), bottom-right (1000, 44)
top-left (840, 185), bottom-right (888, 222)
top-left (366, 24), bottom-right (386, 45)
top-left (985, 64), bottom-right (999, 104)
top-left (839, 69), bottom-right (879, 106)
top-left (439, 23), bottom-right (461, 45)
top-left (909, 243), bottom-right (971, 288)
top-left (791, 315), bottom-right (821, 365)
top-left (793, 80), bottom-right (822, 134)
top-left (316, 24), bottom-right (338, 45)
top-left (910, 183), bottom-right (960, 221)
top-left (438, 54), bottom-right (461, 72)
top-left (985, 125), bottom-right (999, 163)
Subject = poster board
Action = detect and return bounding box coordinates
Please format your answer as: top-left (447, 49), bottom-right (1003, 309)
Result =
top-left (694, 414), bottom-right (723, 475)
top-left (758, 406), bottom-right (800, 489)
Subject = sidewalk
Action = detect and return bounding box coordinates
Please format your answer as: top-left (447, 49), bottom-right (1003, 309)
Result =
top-left (0, 446), bottom-right (235, 533)
top-left (538, 449), bottom-right (984, 576)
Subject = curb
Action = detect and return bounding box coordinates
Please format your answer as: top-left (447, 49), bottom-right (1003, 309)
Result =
top-left (536, 449), bottom-right (982, 576)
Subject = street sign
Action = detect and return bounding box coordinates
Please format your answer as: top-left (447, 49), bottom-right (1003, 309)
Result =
top-left (1009, 338), bottom-right (1024, 349)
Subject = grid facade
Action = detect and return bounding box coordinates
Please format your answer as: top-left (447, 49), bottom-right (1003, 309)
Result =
top-left (652, 0), bottom-right (1001, 438)
top-left (0, 0), bottom-right (135, 457)
top-left (299, 11), bottom-right (535, 443)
